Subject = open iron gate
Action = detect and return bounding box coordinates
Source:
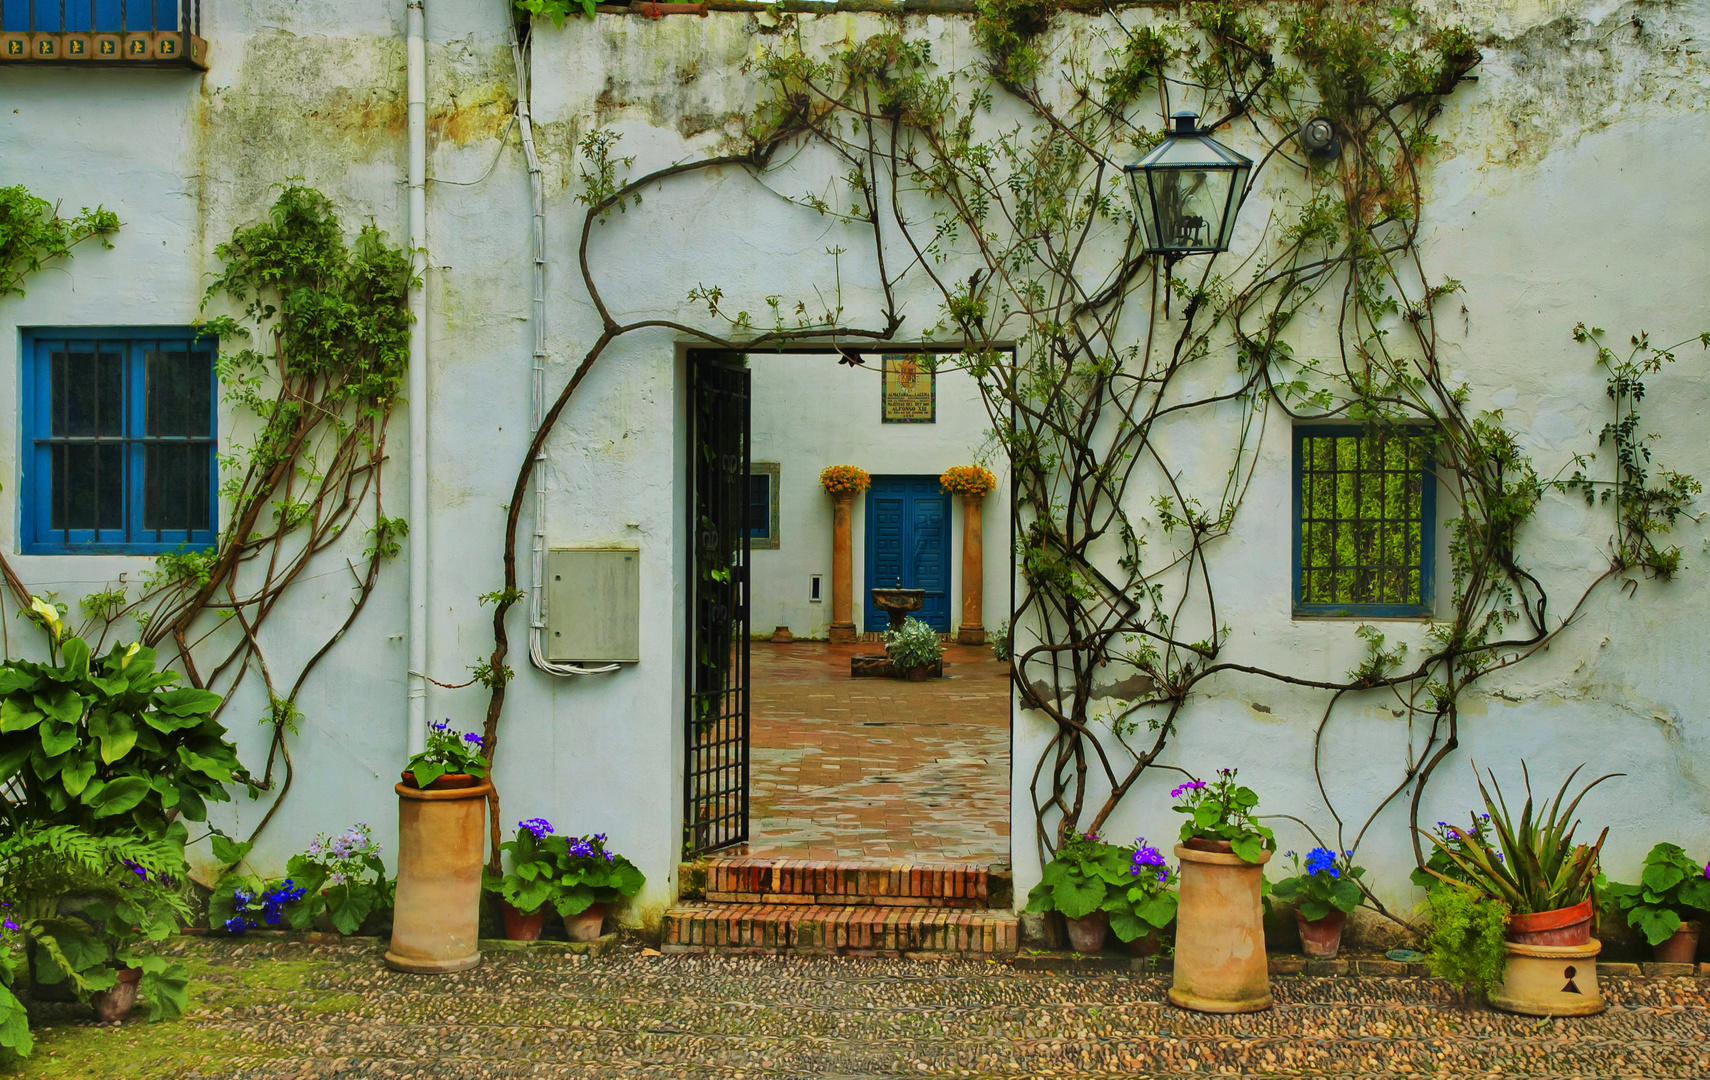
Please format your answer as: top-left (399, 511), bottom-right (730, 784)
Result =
top-left (683, 353), bottom-right (751, 856)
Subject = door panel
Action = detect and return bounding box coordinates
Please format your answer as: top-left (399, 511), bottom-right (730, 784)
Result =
top-left (864, 476), bottom-right (952, 633)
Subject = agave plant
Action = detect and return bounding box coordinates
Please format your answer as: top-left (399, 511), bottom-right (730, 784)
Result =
top-left (1419, 763), bottom-right (1619, 915)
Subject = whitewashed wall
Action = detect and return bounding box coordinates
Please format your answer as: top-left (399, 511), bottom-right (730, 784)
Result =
top-left (1, 0), bottom-right (1707, 925)
top-left (748, 353), bottom-right (1006, 640)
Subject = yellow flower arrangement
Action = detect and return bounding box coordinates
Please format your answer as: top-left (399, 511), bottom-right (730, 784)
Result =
top-left (819, 465), bottom-right (872, 494)
top-left (940, 465), bottom-right (997, 499)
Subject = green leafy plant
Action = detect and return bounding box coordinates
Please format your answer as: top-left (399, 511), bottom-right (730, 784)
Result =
top-left (0, 632), bottom-right (247, 839)
top-left (1171, 768), bottom-right (1275, 864)
top-left (0, 183), bottom-right (119, 299)
top-left (405, 719), bottom-right (488, 789)
top-left (1420, 885), bottom-right (1510, 1003)
top-left (514, 0), bottom-right (596, 26)
top-left (1024, 829), bottom-right (1131, 920)
top-left (990, 619), bottom-right (1011, 662)
top-left (483, 818), bottom-right (563, 915)
top-left (1419, 764), bottom-right (1614, 914)
top-left (1273, 846), bottom-right (1364, 921)
top-left (883, 616), bottom-right (943, 672)
top-left (1602, 843), bottom-right (1710, 947)
top-left (553, 832), bottom-right (646, 918)
top-left (1102, 837), bottom-right (1179, 944)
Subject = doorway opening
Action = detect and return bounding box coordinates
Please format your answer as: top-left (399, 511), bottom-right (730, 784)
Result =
top-left (683, 349), bottom-right (1011, 865)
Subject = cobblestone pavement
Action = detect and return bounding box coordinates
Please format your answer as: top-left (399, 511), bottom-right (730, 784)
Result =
top-left (21, 938), bottom-right (1710, 1079)
top-left (748, 641), bottom-right (1009, 862)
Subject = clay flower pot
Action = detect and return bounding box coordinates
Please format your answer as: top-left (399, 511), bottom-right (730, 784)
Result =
top-left (1169, 840), bottom-right (1272, 1013)
top-left (1488, 938), bottom-right (1604, 1016)
top-left (904, 666), bottom-right (931, 682)
top-left (1506, 896), bottom-right (1593, 946)
top-left (90, 966), bottom-right (141, 1023)
top-left (1296, 909), bottom-right (1347, 959)
top-left (500, 900), bottom-right (546, 942)
top-left (1064, 910), bottom-right (1109, 954)
top-left (1654, 920), bottom-right (1702, 964)
top-left (385, 777), bottom-right (492, 974)
top-left (1126, 929), bottom-right (1165, 957)
top-left (398, 770), bottom-right (480, 790)
top-left (564, 903), bottom-right (606, 943)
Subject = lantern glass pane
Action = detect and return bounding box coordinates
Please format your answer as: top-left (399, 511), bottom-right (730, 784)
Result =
top-left (1146, 167), bottom-right (1237, 252)
top-left (1218, 162), bottom-right (1253, 251)
top-left (1129, 169), bottom-right (1162, 251)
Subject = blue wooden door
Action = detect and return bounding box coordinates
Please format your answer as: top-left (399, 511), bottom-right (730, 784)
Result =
top-left (864, 476), bottom-right (951, 632)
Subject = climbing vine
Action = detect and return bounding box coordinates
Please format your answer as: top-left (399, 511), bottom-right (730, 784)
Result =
top-left (484, 0), bottom-right (1703, 911)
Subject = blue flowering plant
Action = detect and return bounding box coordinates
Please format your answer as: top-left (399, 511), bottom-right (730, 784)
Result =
top-left (404, 719), bottom-right (488, 789)
top-left (207, 833), bottom-right (308, 934)
top-left (1272, 847), bottom-right (1366, 922)
top-left (1102, 838), bottom-right (1181, 944)
top-left (554, 832), bottom-right (646, 917)
top-left (1171, 768), bottom-right (1275, 864)
top-left (1600, 843), bottom-right (1710, 946)
top-left (1023, 830), bottom-right (1133, 921)
top-left (483, 818), bottom-right (567, 916)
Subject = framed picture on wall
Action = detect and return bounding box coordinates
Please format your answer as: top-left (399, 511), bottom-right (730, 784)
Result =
top-left (881, 354), bottom-right (936, 423)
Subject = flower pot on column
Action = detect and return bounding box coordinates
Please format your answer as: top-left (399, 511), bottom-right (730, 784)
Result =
top-left (820, 467), bottom-right (870, 644)
top-left (939, 467), bottom-right (996, 646)
top-left (388, 721), bottom-right (493, 974)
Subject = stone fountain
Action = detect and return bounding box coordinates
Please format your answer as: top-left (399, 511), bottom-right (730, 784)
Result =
top-left (869, 587), bottom-right (925, 633)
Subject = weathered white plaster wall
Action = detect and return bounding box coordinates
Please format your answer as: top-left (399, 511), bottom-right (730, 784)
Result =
top-left (0, 0), bottom-right (1706, 928)
top-left (747, 353), bottom-right (1007, 639)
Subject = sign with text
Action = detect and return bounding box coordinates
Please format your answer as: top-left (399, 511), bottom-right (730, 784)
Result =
top-left (881, 354), bottom-right (936, 423)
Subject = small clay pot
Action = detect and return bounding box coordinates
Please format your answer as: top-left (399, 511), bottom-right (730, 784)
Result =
top-left (564, 903), bottom-right (606, 943)
top-left (1507, 897), bottom-right (1593, 946)
top-left (1065, 910), bottom-right (1109, 954)
top-left (905, 665), bottom-right (931, 682)
top-left (1296, 909), bottom-right (1347, 959)
top-left (91, 966), bottom-right (142, 1024)
top-left (1126, 930), bottom-right (1165, 957)
top-left (1654, 920), bottom-right (1702, 964)
top-left (500, 900), bottom-right (546, 942)
top-left (399, 770), bottom-right (480, 790)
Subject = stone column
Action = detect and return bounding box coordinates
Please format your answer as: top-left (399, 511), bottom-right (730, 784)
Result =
top-left (829, 491), bottom-right (857, 644)
top-left (957, 492), bottom-right (987, 645)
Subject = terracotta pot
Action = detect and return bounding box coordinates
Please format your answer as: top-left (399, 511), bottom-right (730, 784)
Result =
top-left (500, 899), bottom-right (546, 942)
top-left (1507, 896), bottom-right (1593, 946)
top-left (1654, 920), bottom-right (1702, 964)
top-left (1126, 929), bottom-right (1165, 957)
top-left (90, 966), bottom-right (141, 1023)
top-left (1296, 909), bottom-right (1347, 959)
top-left (398, 770), bottom-right (480, 790)
top-left (385, 778), bottom-right (491, 974)
top-left (1065, 910), bottom-right (1109, 954)
top-left (564, 903), bottom-right (606, 943)
top-left (905, 666), bottom-right (931, 682)
top-left (1488, 938), bottom-right (1604, 1016)
top-left (1169, 840), bottom-right (1272, 1013)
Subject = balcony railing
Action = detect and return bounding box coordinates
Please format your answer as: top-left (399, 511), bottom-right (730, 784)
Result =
top-left (0, 1), bottom-right (206, 69)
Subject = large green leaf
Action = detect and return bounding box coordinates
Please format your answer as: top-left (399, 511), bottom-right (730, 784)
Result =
top-left (0, 742), bottom-right (32, 784)
top-left (1107, 910), bottom-right (1149, 943)
top-left (177, 746), bottom-right (234, 782)
top-left (60, 753), bottom-right (97, 797)
top-left (89, 708), bottom-right (138, 764)
top-left (0, 668), bottom-right (40, 696)
top-left (1633, 904), bottom-right (1683, 947)
top-left (0, 697), bottom-right (44, 733)
top-left (33, 686), bottom-right (85, 725)
top-left (88, 775), bottom-right (152, 817)
top-left (0, 984), bottom-right (33, 1058)
top-left (1051, 877), bottom-right (1106, 920)
top-left (154, 687), bottom-right (222, 717)
top-left (211, 834), bottom-right (254, 867)
top-left (1229, 833), bottom-right (1268, 864)
top-left (1642, 860), bottom-right (1688, 895)
top-left (58, 637), bottom-right (92, 680)
top-left (37, 721), bottom-right (77, 758)
top-left (1328, 878), bottom-right (1364, 914)
top-left (1135, 891), bottom-right (1178, 929)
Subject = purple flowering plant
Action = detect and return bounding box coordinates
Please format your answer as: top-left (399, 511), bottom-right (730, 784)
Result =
top-left (1171, 768), bottom-right (1275, 864)
top-left (283, 822), bottom-right (392, 934)
top-left (404, 719), bottom-right (489, 789)
top-left (1273, 846), bottom-right (1365, 921)
top-left (483, 818), bottom-right (566, 915)
top-left (1102, 838), bottom-right (1181, 945)
top-left (554, 832), bottom-right (646, 918)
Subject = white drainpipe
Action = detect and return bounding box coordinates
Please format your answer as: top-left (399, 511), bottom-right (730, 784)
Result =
top-left (406, 0), bottom-right (429, 755)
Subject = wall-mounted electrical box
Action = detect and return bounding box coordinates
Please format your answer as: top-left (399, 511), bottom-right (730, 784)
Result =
top-left (546, 547), bottom-right (641, 663)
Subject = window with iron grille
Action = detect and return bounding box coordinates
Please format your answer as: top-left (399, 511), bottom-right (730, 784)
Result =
top-left (21, 330), bottom-right (217, 554)
top-left (748, 462), bottom-right (779, 549)
top-left (1293, 426), bottom-right (1435, 617)
top-left (1, 1), bottom-right (188, 33)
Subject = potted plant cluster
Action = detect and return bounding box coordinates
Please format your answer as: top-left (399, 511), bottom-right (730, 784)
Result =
top-left (1106, 839), bottom-right (1179, 956)
top-left (484, 818), bottom-right (561, 941)
top-left (1168, 769), bottom-right (1275, 1013)
top-left (386, 720), bottom-right (493, 974)
top-left (1024, 830), bottom-right (1125, 953)
top-left (884, 616), bottom-right (943, 681)
top-left (555, 832), bottom-right (646, 942)
top-left (210, 825), bottom-right (393, 936)
top-left (1273, 847), bottom-right (1364, 958)
top-left (1602, 843), bottom-right (1710, 964)
top-left (1418, 764), bottom-right (1613, 1016)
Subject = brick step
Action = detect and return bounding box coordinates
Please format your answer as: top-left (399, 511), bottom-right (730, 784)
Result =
top-left (662, 902), bottom-right (1018, 957)
top-left (698, 855), bottom-right (1002, 908)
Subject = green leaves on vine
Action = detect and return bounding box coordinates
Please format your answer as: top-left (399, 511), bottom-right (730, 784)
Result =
top-left (0, 184), bottom-right (119, 300)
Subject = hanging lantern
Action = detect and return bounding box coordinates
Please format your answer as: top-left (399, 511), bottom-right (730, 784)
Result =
top-left (1124, 111), bottom-right (1253, 259)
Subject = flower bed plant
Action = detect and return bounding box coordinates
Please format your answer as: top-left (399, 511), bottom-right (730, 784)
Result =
top-left (484, 818), bottom-right (563, 916)
top-left (1273, 847), bottom-right (1364, 922)
top-left (1024, 830), bottom-right (1130, 922)
top-left (1171, 768), bottom-right (1275, 863)
top-left (818, 465), bottom-right (871, 494)
top-left (1104, 838), bottom-right (1180, 944)
top-left (883, 616), bottom-right (943, 674)
top-left (555, 832), bottom-right (645, 918)
top-left (209, 824), bottom-right (391, 936)
top-left (404, 719), bottom-right (488, 788)
top-left (1602, 843), bottom-right (1710, 946)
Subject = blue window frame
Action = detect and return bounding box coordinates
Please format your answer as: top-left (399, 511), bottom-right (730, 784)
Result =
top-left (21, 329), bottom-right (217, 554)
top-left (1293, 425), bottom-right (1435, 618)
top-left (1, 1), bottom-right (181, 33)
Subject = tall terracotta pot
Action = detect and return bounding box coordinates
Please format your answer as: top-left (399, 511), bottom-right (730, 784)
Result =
top-left (385, 777), bottom-right (492, 974)
top-left (1169, 841), bottom-right (1272, 1013)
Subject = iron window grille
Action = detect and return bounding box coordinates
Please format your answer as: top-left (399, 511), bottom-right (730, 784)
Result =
top-left (1, 1), bottom-right (206, 67)
top-left (1293, 425), bottom-right (1436, 617)
top-left (21, 329), bottom-right (218, 554)
top-left (748, 462), bottom-right (779, 549)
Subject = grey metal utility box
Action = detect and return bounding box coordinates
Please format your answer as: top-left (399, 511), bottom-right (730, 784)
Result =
top-left (546, 547), bottom-right (641, 663)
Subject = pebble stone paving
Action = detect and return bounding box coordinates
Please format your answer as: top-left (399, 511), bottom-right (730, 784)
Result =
top-left (748, 641), bottom-right (1010, 862)
top-left (18, 937), bottom-right (1710, 1079)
